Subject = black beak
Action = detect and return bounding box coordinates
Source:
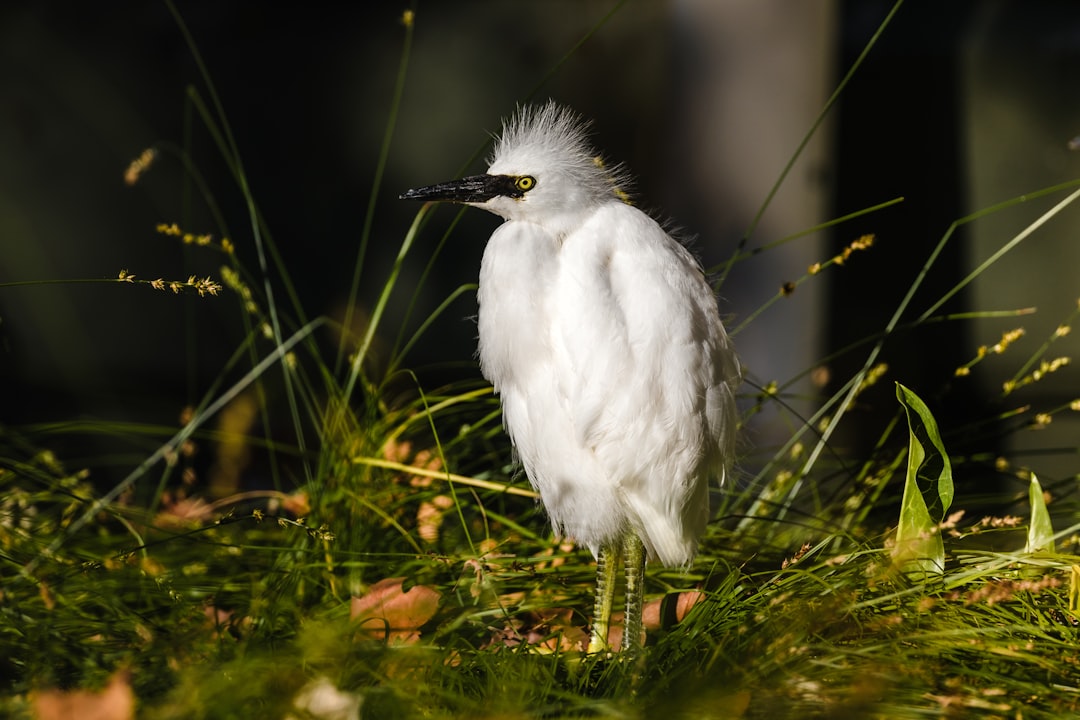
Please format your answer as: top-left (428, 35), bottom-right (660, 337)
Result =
top-left (399, 174), bottom-right (519, 203)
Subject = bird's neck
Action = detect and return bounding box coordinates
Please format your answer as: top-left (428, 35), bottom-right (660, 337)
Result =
top-left (499, 201), bottom-right (609, 244)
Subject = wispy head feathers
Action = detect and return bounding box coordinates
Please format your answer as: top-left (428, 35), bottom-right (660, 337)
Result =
top-left (488, 101), bottom-right (631, 206)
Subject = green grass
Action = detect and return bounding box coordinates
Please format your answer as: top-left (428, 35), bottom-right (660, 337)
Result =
top-left (5, 2), bottom-right (1080, 718)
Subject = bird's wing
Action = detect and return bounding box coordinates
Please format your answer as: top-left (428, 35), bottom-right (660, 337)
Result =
top-left (549, 202), bottom-right (737, 564)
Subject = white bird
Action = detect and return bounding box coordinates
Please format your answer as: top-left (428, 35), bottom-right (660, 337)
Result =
top-left (401, 101), bottom-right (740, 653)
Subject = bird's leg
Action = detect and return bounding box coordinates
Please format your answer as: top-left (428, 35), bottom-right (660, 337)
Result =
top-left (622, 532), bottom-right (646, 653)
top-left (587, 544), bottom-right (618, 653)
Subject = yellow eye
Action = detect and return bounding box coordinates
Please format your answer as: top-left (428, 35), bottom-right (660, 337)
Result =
top-left (515, 175), bottom-right (536, 192)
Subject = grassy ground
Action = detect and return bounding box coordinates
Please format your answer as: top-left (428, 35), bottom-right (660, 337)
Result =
top-left (5, 2), bottom-right (1080, 718)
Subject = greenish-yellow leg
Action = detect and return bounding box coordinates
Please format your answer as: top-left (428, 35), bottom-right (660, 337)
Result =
top-left (587, 544), bottom-right (618, 653)
top-left (622, 532), bottom-right (646, 653)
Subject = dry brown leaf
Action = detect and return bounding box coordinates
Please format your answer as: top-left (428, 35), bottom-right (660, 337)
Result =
top-left (481, 589), bottom-right (706, 653)
top-left (484, 607), bottom-right (589, 653)
top-left (381, 439), bottom-right (413, 464)
top-left (154, 496), bottom-right (214, 527)
top-left (31, 670), bottom-right (134, 720)
top-left (643, 590), bottom-right (705, 630)
top-left (416, 494), bottom-right (454, 543)
top-left (380, 439), bottom-right (444, 487)
top-left (642, 597), bottom-right (663, 630)
top-left (532, 540), bottom-right (577, 570)
top-left (406, 449), bottom-right (443, 487)
top-left (351, 577), bottom-right (440, 643)
top-left (524, 607), bottom-right (589, 653)
top-left (675, 590), bottom-right (705, 621)
top-left (606, 611), bottom-right (629, 651)
top-left (280, 490), bottom-right (310, 516)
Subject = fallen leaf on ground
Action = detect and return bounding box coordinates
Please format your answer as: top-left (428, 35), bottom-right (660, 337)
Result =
top-left (31, 670), bottom-right (134, 720)
top-left (643, 590), bottom-right (705, 630)
top-left (351, 577), bottom-right (440, 643)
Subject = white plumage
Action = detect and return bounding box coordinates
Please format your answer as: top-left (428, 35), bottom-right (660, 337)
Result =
top-left (401, 101), bottom-right (740, 652)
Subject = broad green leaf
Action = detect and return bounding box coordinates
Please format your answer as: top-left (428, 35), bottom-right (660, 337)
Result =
top-left (893, 383), bottom-right (954, 574)
top-left (895, 383), bottom-right (954, 512)
top-left (1026, 473), bottom-right (1055, 554)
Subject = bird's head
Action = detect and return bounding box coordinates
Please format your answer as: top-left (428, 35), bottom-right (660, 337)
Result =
top-left (400, 102), bottom-right (628, 236)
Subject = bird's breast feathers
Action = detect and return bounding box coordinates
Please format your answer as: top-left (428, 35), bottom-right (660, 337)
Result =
top-left (477, 202), bottom-right (731, 455)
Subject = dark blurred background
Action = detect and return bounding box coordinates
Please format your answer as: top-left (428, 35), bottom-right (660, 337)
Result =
top-left (2, 1), bottom-right (1079, 488)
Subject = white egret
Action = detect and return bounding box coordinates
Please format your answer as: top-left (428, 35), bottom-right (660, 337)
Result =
top-left (401, 101), bottom-right (740, 653)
